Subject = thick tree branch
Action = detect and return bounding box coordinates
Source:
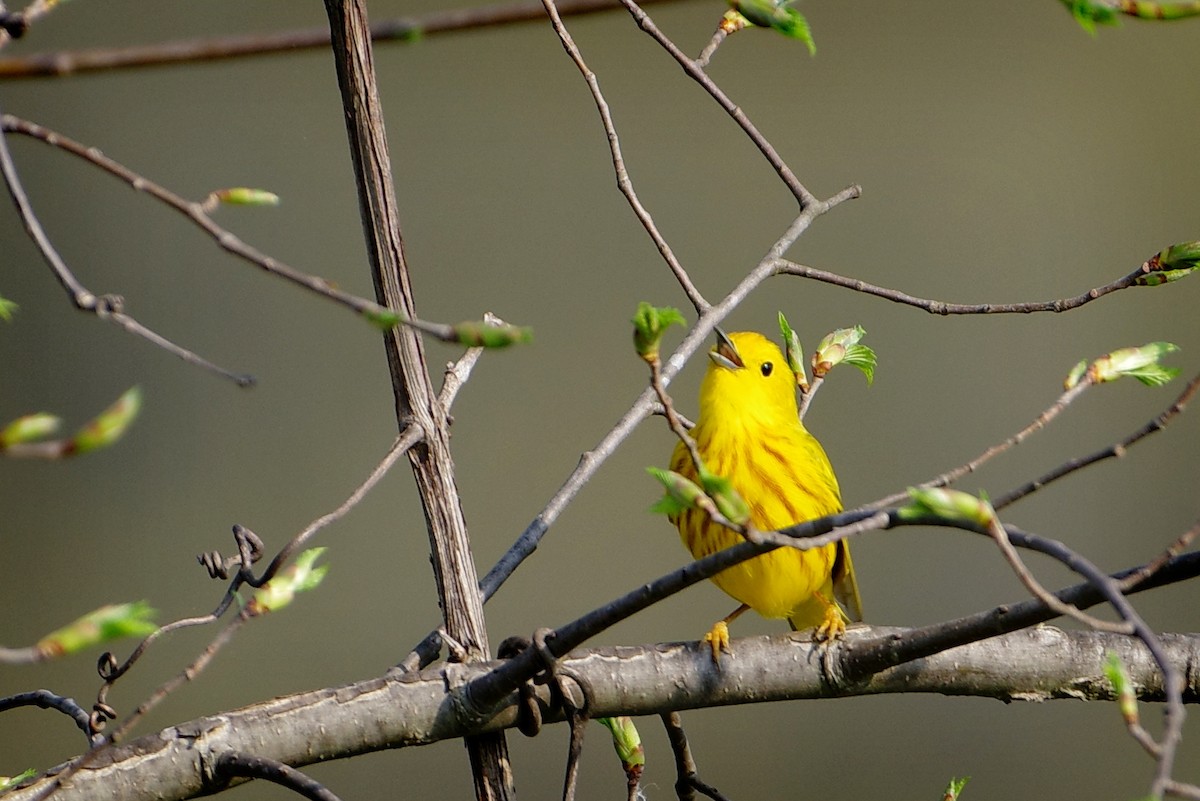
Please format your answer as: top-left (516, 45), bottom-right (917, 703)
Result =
top-left (8, 625), bottom-right (1198, 801)
top-left (320, 1), bottom-right (512, 797)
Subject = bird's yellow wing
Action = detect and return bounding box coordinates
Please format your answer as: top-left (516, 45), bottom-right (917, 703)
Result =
top-left (832, 538), bottom-right (863, 623)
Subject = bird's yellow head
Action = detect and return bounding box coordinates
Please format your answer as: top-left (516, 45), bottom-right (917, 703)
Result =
top-left (697, 330), bottom-right (800, 429)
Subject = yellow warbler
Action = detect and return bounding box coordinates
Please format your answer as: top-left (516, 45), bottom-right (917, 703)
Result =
top-left (669, 330), bottom-right (862, 659)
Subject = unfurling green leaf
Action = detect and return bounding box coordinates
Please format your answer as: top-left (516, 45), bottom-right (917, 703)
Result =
top-left (246, 548), bottom-right (330, 616)
top-left (69, 386), bottom-right (142, 455)
top-left (813, 326), bottom-right (876, 384)
top-left (647, 466), bottom-right (706, 517)
top-left (0, 769), bottom-right (38, 792)
top-left (1064, 359), bottom-right (1089, 390)
top-left (728, 0), bottom-right (816, 53)
top-left (213, 187), bottom-right (281, 207)
top-left (1103, 651), bottom-right (1139, 725)
top-left (1064, 0), bottom-right (1120, 34)
top-left (899, 487), bottom-right (995, 528)
top-left (35, 601), bottom-right (157, 659)
top-left (1137, 240), bottom-right (1200, 286)
top-left (632, 302), bottom-right (685, 364)
top-left (1084, 342), bottom-right (1180, 388)
top-left (453, 320), bottom-right (533, 348)
top-left (943, 776), bottom-right (971, 801)
top-left (0, 413), bottom-right (61, 448)
top-left (0, 294), bottom-right (18, 322)
top-left (696, 465), bottom-right (751, 526)
top-left (598, 716), bottom-right (646, 773)
top-left (363, 306), bottom-right (403, 330)
top-left (777, 311), bottom-right (808, 390)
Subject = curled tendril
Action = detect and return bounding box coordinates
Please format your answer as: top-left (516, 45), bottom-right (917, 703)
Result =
top-left (197, 525), bottom-right (265, 579)
top-left (89, 702), bottom-right (115, 735)
top-left (96, 651), bottom-right (119, 680)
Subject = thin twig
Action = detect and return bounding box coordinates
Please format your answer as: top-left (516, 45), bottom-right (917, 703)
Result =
top-left (0, 0), bottom-right (684, 79)
top-left (1119, 519), bottom-right (1200, 594)
top-left (661, 712), bottom-right (697, 801)
top-left (984, 509), bottom-right (1130, 634)
top-left (1, 115), bottom-right (400, 328)
top-left (618, 0), bottom-right (818, 208)
top-left (0, 109), bottom-right (255, 386)
top-left (0, 0), bottom-right (65, 53)
top-left (775, 257), bottom-right (1156, 315)
top-left (992, 372), bottom-right (1200, 511)
top-left (694, 27), bottom-right (728, 69)
top-left (868, 377), bottom-right (1095, 510)
top-left (0, 690), bottom-right (100, 748)
top-left (214, 752), bottom-right (344, 801)
top-left (541, 0), bottom-right (707, 314)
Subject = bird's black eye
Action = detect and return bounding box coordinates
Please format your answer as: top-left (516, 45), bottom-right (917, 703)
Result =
top-left (761, 361), bottom-right (773, 377)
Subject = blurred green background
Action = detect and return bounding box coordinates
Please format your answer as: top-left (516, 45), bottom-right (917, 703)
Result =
top-left (2, 1), bottom-right (1198, 798)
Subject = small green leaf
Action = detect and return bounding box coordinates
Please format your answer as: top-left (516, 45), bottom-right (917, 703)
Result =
top-left (213, 187), bottom-right (281, 207)
top-left (777, 312), bottom-right (808, 390)
top-left (1103, 651), bottom-right (1139, 724)
top-left (597, 716), bottom-right (645, 772)
top-left (1090, 342), bottom-right (1180, 387)
top-left (453, 320), bottom-right (532, 348)
top-left (1064, 358), bottom-right (1089, 389)
top-left (813, 326), bottom-right (875, 383)
top-left (842, 343), bottom-right (877, 386)
top-left (69, 386), bottom-right (142, 455)
top-left (0, 294), bottom-right (18, 322)
top-left (35, 601), bottom-right (157, 659)
top-left (899, 487), bottom-right (995, 528)
top-left (0, 412), bottom-right (62, 448)
top-left (0, 769), bottom-right (38, 792)
top-left (632, 302), bottom-right (685, 364)
top-left (729, 0), bottom-right (816, 53)
top-left (247, 547), bottom-right (330, 616)
top-left (1066, 0), bottom-right (1120, 34)
top-left (647, 466), bottom-right (705, 517)
top-left (943, 776), bottom-right (970, 801)
top-left (696, 465), bottom-right (751, 526)
top-left (1137, 240), bottom-right (1200, 286)
top-left (363, 305), bottom-right (403, 330)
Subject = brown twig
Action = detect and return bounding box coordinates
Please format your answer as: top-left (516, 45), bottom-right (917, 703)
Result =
top-left (867, 376), bottom-right (1096, 510)
top-left (775, 257), bottom-right (1155, 315)
top-left (618, 0), bottom-right (818, 209)
top-left (992, 372), bottom-right (1200, 511)
top-left (0, 0), bottom-right (683, 79)
top-left (0, 0), bottom-right (64, 53)
top-left (1, 115), bottom-right (401, 329)
top-left (0, 109), bottom-right (255, 386)
top-left (540, 0), bottom-right (707, 314)
top-left (214, 752), bottom-right (343, 801)
top-left (661, 712), bottom-right (698, 801)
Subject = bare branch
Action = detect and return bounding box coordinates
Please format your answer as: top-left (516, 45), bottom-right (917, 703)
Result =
top-left (0, 0), bottom-right (684, 79)
top-left (0, 108), bottom-right (254, 386)
top-left (213, 752), bottom-right (343, 801)
top-left (542, 0), bottom-right (708, 314)
top-left (1, 114), bottom-right (401, 330)
top-left (775, 257), bottom-right (1162, 315)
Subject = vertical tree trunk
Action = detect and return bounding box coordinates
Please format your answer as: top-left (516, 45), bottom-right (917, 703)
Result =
top-left (321, 2), bottom-right (514, 798)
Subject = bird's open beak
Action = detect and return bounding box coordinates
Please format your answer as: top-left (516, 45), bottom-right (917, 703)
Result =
top-left (708, 328), bottom-right (744, 370)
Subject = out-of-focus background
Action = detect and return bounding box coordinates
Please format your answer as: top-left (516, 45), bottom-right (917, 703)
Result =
top-left (2, 1), bottom-right (1198, 798)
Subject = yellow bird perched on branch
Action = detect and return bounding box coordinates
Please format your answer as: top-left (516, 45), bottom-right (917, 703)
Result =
top-left (669, 329), bottom-right (862, 659)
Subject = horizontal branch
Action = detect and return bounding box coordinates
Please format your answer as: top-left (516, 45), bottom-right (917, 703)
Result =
top-left (9, 626), bottom-right (1197, 801)
top-left (0, 0), bottom-right (681, 79)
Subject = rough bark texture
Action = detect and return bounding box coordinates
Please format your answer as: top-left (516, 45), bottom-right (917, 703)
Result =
top-left (320, 2), bottom-right (512, 799)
